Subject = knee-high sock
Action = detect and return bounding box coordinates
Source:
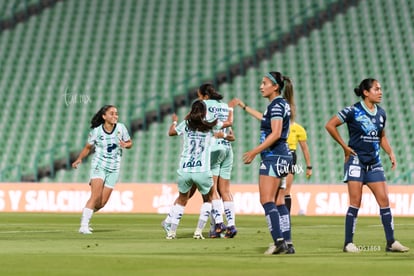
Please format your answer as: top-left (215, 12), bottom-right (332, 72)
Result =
top-left (170, 204), bottom-right (185, 232)
top-left (284, 195), bottom-right (292, 213)
top-left (380, 207), bottom-right (395, 244)
top-left (263, 202), bottom-right (283, 242)
top-left (223, 201), bottom-right (236, 227)
top-left (277, 204), bottom-right (291, 242)
top-left (80, 207), bottom-right (93, 227)
top-left (344, 206), bottom-right (359, 245)
top-left (195, 202), bottom-right (212, 231)
top-left (211, 199), bottom-right (224, 224)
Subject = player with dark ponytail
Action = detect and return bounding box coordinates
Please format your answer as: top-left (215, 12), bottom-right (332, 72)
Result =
top-left (326, 78), bottom-right (409, 253)
top-left (231, 71), bottom-right (294, 254)
top-left (72, 105), bottom-right (133, 234)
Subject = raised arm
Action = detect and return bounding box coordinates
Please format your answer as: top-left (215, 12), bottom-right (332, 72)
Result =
top-left (230, 98), bottom-right (263, 120)
top-left (168, 113), bottom-right (179, 136)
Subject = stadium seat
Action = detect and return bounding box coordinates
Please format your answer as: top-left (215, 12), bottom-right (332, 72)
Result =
top-left (0, 0), bottom-right (413, 185)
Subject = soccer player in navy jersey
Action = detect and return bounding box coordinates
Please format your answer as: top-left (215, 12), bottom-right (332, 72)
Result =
top-left (232, 71), bottom-right (295, 255)
top-left (72, 105), bottom-right (133, 234)
top-left (325, 78), bottom-right (409, 253)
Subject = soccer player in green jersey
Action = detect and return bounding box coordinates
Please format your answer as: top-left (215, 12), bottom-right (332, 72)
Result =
top-left (72, 105), bottom-right (132, 234)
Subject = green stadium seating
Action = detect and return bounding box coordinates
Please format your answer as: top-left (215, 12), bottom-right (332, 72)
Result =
top-left (0, 0), bottom-right (413, 185)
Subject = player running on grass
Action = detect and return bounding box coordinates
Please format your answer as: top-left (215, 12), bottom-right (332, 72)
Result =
top-left (72, 105), bottom-right (132, 234)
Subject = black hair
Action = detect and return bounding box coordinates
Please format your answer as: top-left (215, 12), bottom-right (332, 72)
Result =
top-left (268, 71), bottom-right (296, 122)
top-left (198, 83), bottom-right (223, 100)
top-left (90, 105), bottom-right (116, 129)
top-left (354, 78), bottom-right (377, 99)
top-left (185, 100), bottom-right (217, 132)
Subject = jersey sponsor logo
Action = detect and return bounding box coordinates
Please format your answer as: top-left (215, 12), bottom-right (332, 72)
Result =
top-left (379, 115), bottom-right (384, 128)
top-left (107, 143), bottom-right (117, 153)
top-left (349, 165), bottom-right (361, 177)
top-left (371, 167), bottom-right (383, 172)
top-left (182, 160), bottom-right (202, 168)
top-left (208, 106), bottom-right (229, 113)
top-left (355, 114), bottom-right (377, 135)
top-left (352, 156), bottom-right (360, 165)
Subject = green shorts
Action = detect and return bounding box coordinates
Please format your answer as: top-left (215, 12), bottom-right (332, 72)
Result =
top-left (177, 170), bottom-right (213, 195)
top-left (90, 165), bottom-right (119, 189)
top-left (210, 146), bottom-right (233, 179)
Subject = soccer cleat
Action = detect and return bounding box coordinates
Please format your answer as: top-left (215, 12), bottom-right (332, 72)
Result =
top-left (161, 220), bottom-right (171, 234)
top-left (386, 241), bottom-right (409, 252)
top-left (264, 239), bottom-right (288, 255)
top-left (88, 224), bottom-right (93, 232)
top-left (286, 243), bottom-right (295, 254)
top-left (264, 243), bottom-right (277, 255)
top-left (193, 231), bottom-right (205, 240)
top-left (209, 223), bottom-right (226, 238)
top-left (79, 226), bottom-right (92, 234)
top-left (209, 230), bottom-right (218, 238)
top-left (210, 222), bottom-right (226, 238)
top-left (343, 242), bottom-right (360, 253)
top-left (224, 225), bottom-right (238, 238)
top-left (166, 231), bottom-right (176, 240)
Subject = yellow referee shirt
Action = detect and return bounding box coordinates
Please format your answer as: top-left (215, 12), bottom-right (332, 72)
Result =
top-left (287, 122), bottom-right (307, 151)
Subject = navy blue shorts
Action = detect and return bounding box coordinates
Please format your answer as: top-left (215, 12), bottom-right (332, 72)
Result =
top-left (343, 155), bottom-right (386, 184)
top-left (259, 154), bottom-right (293, 178)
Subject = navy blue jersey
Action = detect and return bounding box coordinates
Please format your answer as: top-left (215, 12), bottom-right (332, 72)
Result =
top-left (260, 96), bottom-right (291, 158)
top-left (337, 101), bottom-right (386, 165)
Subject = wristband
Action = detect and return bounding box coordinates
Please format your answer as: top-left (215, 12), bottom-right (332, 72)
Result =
top-left (172, 121), bottom-right (177, 125)
top-left (307, 166), bottom-right (312, 170)
top-left (228, 107), bottom-right (233, 111)
top-left (243, 104), bottom-right (247, 110)
top-left (223, 133), bottom-right (227, 139)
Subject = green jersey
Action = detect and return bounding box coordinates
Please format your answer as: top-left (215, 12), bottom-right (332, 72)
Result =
top-left (88, 123), bottom-right (131, 172)
top-left (175, 121), bottom-right (221, 173)
top-left (204, 99), bottom-right (232, 150)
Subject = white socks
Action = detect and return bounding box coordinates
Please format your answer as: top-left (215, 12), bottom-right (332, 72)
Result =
top-left (223, 201), bottom-right (236, 227)
top-left (169, 204), bottom-right (185, 232)
top-left (80, 207), bottom-right (93, 227)
top-left (196, 202), bottom-right (212, 232)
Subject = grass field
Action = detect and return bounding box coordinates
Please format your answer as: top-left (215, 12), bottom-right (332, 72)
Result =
top-left (0, 213), bottom-right (413, 276)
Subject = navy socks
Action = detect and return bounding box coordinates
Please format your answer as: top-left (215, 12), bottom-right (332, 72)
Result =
top-left (344, 206), bottom-right (359, 245)
top-left (263, 202), bottom-right (283, 242)
top-left (380, 207), bottom-right (395, 245)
